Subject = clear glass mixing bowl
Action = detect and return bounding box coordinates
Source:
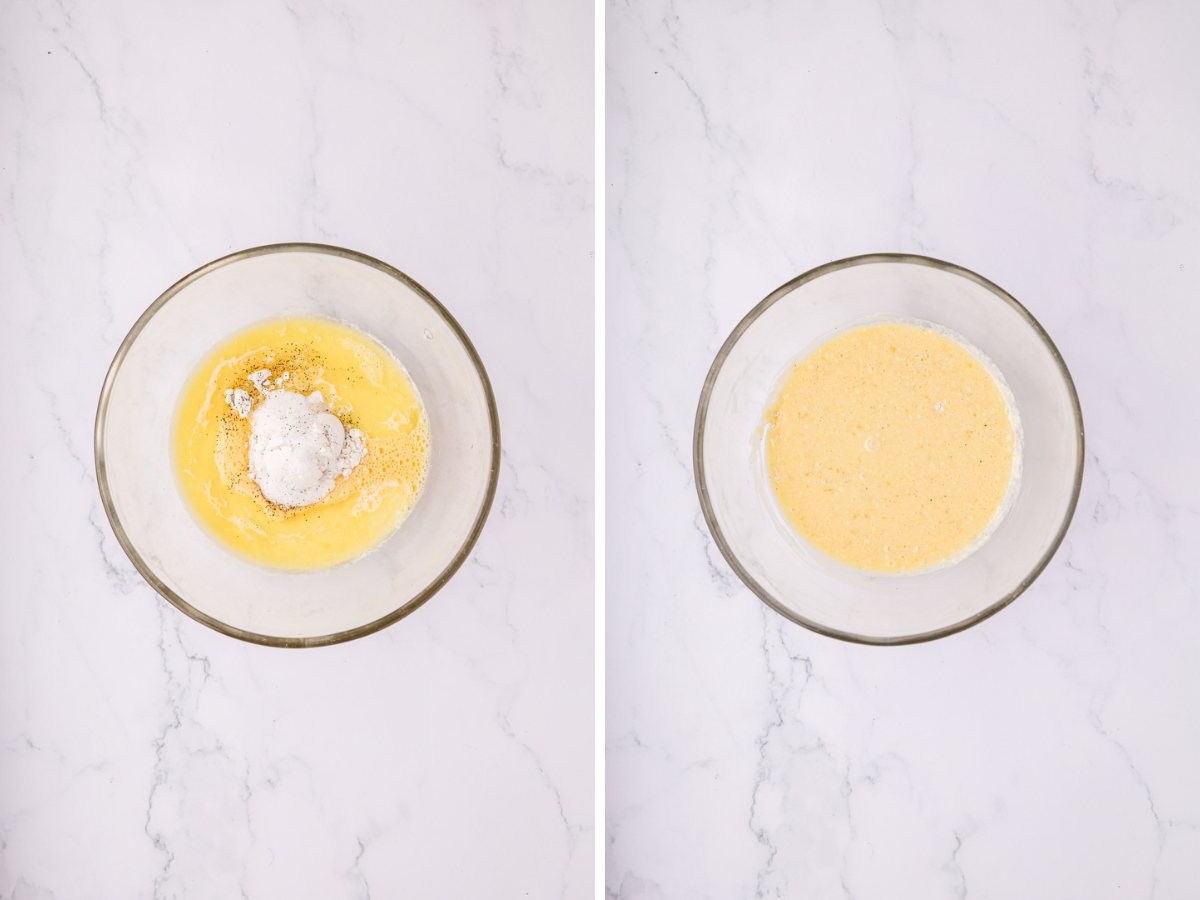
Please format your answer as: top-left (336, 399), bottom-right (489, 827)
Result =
top-left (695, 254), bottom-right (1083, 644)
top-left (96, 243), bottom-right (500, 647)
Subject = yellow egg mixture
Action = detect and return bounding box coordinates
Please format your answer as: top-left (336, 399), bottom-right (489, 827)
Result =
top-left (763, 322), bottom-right (1016, 573)
top-left (173, 317), bottom-right (430, 570)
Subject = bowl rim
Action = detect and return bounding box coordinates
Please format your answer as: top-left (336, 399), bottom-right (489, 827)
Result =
top-left (693, 252), bottom-right (1085, 646)
top-left (94, 241), bottom-right (501, 649)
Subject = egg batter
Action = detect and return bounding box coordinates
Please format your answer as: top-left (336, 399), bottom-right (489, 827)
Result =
top-left (173, 317), bottom-right (430, 570)
top-left (763, 321), bottom-right (1017, 573)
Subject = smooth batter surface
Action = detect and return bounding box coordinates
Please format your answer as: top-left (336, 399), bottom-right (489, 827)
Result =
top-left (763, 321), bottom-right (1016, 573)
top-left (173, 317), bottom-right (430, 570)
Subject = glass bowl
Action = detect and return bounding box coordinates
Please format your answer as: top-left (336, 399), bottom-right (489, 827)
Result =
top-left (95, 243), bottom-right (500, 647)
top-left (695, 254), bottom-right (1083, 644)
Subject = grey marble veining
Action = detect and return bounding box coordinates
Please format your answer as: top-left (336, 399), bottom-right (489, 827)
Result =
top-left (0, 0), bottom-right (593, 897)
top-left (607, 0), bottom-right (1200, 897)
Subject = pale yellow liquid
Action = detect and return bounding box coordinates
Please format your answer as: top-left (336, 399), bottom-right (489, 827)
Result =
top-left (764, 322), bottom-right (1015, 573)
top-left (173, 317), bottom-right (430, 570)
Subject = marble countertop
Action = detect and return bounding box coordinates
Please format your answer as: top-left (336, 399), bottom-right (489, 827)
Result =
top-left (0, 1), bottom-right (593, 897)
top-left (607, 0), bottom-right (1200, 897)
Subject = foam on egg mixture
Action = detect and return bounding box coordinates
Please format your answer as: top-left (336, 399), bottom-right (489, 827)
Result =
top-left (763, 321), bottom-right (1019, 574)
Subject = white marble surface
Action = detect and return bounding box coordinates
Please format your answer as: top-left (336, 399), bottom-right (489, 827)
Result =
top-left (607, 0), bottom-right (1200, 897)
top-left (0, 1), bottom-right (593, 897)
